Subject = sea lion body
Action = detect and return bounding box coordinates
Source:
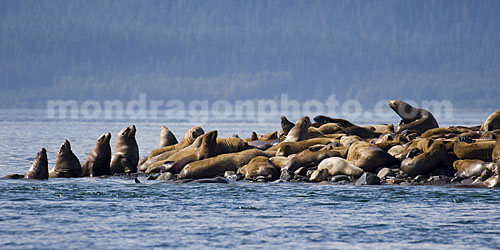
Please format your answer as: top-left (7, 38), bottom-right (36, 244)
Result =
top-left (387, 100), bottom-right (439, 134)
top-left (346, 141), bottom-right (397, 172)
top-left (282, 150), bottom-right (342, 172)
top-left (82, 133), bottom-right (111, 177)
top-left (110, 125), bottom-right (139, 174)
top-left (480, 110), bottom-right (500, 132)
top-left (493, 137), bottom-right (500, 163)
top-left (317, 157), bottom-right (364, 178)
top-left (400, 139), bottom-right (449, 177)
top-left (454, 140), bottom-right (496, 162)
top-left (284, 117), bottom-right (311, 142)
top-left (146, 126), bottom-right (204, 159)
top-left (49, 140), bottom-right (82, 178)
top-left (453, 160), bottom-right (486, 178)
top-left (158, 126), bottom-right (178, 147)
top-left (24, 148), bottom-right (48, 180)
top-left (239, 156), bottom-right (280, 180)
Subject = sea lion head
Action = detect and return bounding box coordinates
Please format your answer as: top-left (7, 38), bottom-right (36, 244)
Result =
top-left (119, 125), bottom-right (136, 139)
top-left (97, 133), bottom-right (112, 144)
top-left (24, 148), bottom-right (49, 179)
top-left (58, 140), bottom-right (71, 155)
top-left (387, 100), bottom-right (419, 121)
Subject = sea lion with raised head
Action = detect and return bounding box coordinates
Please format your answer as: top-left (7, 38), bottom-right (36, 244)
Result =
top-left (387, 100), bottom-right (439, 134)
top-left (284, 116), bottom-right (311, 142)
top-left (82, 133), bottom-right (112, 177)
top-left (49, 140), bottom-right (82, 178)
top-left (110, 125), bottom-right (139, 174)
top-left (313, 115), bottom-right (356, 128)
top-left (480, 110), bottom-right (500, 132)
top-left (24, 148), bottom-right (49, 180)
top-left (159, 126), bottom-right (178, 147)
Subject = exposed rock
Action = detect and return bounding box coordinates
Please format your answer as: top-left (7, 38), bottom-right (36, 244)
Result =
top-left (355, 172), bottom-right (381, 185)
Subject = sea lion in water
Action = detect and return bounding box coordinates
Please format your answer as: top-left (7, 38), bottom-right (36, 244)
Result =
top-left (284, 116), bottom-right (311, 142)
top-left (24, 148), bottom-right (49, 180)
top-left (49, 140), bottom-right (82, 178)
top-left (110, 125), bottom-right (139, 174)
top-left (387, 100), bottom-right (439, 134)
top-left (346, 141), bottom-right (397, 172)
top-left (82, 133), bottom-right (112, 177)
top-left (239, 156), bottom-right (280, 181)
top-left (317, 157), bottom-right (364, 178)
top-left (400, 139), bottom-right (449, 177)
top-left (178, 149), bottom-right (271, 179)
top-left (480, 110), bottom-right (500, 132)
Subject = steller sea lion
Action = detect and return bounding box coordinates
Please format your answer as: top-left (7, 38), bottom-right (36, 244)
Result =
top-left (158, 126), bottom-right (178, 147)
top-left (49, 140), bottom-right (82, 178)
top-left (24, 148), bottom-right (48, 180)
top-left (110, 125), bottom-right (139, 174)
top-left (267, 137), bottom-right (335, 157)
top-left (454, 139), bottom-right (496, 162)
top-left (387, 100), bottom-right (439, 134)
top-left (284, 116), bottom-right (311, 142)
top-left (313, 115), bottom-right (356, 128)
top-left (282, 149), bottom-right (342, 172)
top-left (178, 149), bottom-right (271, 179)
top-left (421, 127), bottom-right (472, 138)
top-left (346, 141), bottom-right (398, 172)
top-left (82, 133), bottom-right (112, 177)
top-left (146, 126), bottom-right (204, 159)
top-left (317, 157), bottom-right (364, 178)
top-left (400, 139), bottom-right (449, 177)
top-left (239, 156), bottom-right (280, 181)
top-left (453, 160), bottom-right (487, 178)
top-left (480, 110), bottom-right (500, 132)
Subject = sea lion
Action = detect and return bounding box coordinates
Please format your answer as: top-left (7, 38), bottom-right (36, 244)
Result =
top-left (493, 136), bottom-right (500, 163)
top-left (453, 160), bottom-right (487, 178)
top-left (480, 110), bottom-right (500, 131)
top-left (110, 125), bottom-right (139, 174)
top-left (317, 123), bottom-right (343, 134)
top-left (158, 126), bottom-right (178, 147)
top-left (346, 141), bottom-right (397, 172)
top-left (146, 126), bottom-right (204, 159)
top-left (178, 149), bottom-right (270, 179)
top-left (284, 116), bottom-right (311, 142)
top-left (248, 140), bottom-right (271, 150)
top-left (239, 156), bottom-right (280, 181)
top-left (400, 139), bottom-right (449, 177)
top-left (268, 137), bottom-right (335, 157)
top-left (387, 100), bottom-right (439, 134)
top-left (454, 139), bottom-right (496, 162)
top-left (49, 140), bottom-right (82, 178)
top-left (24, 148), bottom-right (48, 180)
top-left (421, 127), bottom-right (472, 138)
top-left (317, 157), bottom-right (364, 178)
top-left (282, 149), bottom-right (342, 172)
top-left (269, 156), bottom-right (288, 169)
top-left (280, 116), bottom-right (295, 135)
top-left (339, 135), bottom-right (362, 147)
top-left (313, 115), bottom-right (356, 128)
top-left (82, 133), bottom-right (112, 177)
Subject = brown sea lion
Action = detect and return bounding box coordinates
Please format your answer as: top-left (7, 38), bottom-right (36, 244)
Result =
top-left (421, 127), bottom-right (472, 138)
top-left (454, 140), bottom-right (496, 162)
top-left (239, 156), bottom-right (280, 180)
top-left (492, 136), bottom-right (500, 163)
top-left (82, 133), bottom-right (112, 177)
top-left (159, 126), bottom-right (178, 147)
top-left (387, 100), bottom-right (439, 134)
top-left (282, 149), bottom-right (342, 172)
top-left (284, 116), bottom-right (311, 142)
top-left (49, 140), bottom-right (82, 178)
top-left (313, 115), bottom-right (356, 127)
top-left (269, 156), bottom-right (288, 169)
top-left (317, 157), bottom-right (364, 178)
top-left (480, 110), bottom-right (500, 132)
top-left (453, 160), bottom-right (487, 178)
top-left (317, 123), bottom-right (343, 134)
top-left (147, 126), bottom-right (204, 159)
top-left (178, 149), bottom-right (271, 179)
top-left (110, 125), bottom-right (139, 174)
top-left (339, 135), bottom-right (362, 147)
top-left (400, 139), bottom-right (449, 177)
top-left (280, 116), bottom-right (295, 136)
top-left (24, 148), bottom-right (48, 180)
top-left (346, 141), bottom-right (397, 172)
top-left (267, 137), bottom-right (335, 156)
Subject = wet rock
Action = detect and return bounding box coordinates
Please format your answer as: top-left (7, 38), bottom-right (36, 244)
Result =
top-left (460, 177), bottom-right (475, 185)
top-left (355, 172), bottom-right (380, 185)
top-left (294, 167), bottom-right (308, 176)
top-left (396, 172), bottom-right (408, 179)
top-left (309, 169), bottom-right (329, 182)
top-left (306, 170), bottom-right (314, 177)
top-left (280, 170), bottom-right (294, 181)
top-left (385, 177), bottom-right (404, 185)
top-left (337, 180), bottom-right (349, 185)
top-left (156, 172), bottom-right (174, 180)
top-left (377, 168), bottom-right (395, 179)
top-left (293, 175), bottom-right (308, 182)
top-left (427, 176), bottom-right (440, 182)
top-left (255, 176), bottom-right (268, 182)
top-left (413, 175), bottom-right (426, 183)
top-left (331, 175), bottom-right (350, 182)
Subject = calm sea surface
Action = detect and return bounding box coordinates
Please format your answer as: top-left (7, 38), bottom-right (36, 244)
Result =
top-left (0, 109), bottom-right (499, 249)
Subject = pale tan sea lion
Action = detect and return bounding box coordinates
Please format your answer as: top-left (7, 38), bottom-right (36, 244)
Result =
top-left (387, 100), bottom-right (439, 134)
top-left (49, 140), bottom-right (82, 178)
top-left (317, 157), bottom-right (364, 178)
top-left (82, 133), bottom-right (111, 177)
top-left (267, 138), bottom-right (335, 157)
top-left (453, 160), bottom-right (487, 178)
top-left (110, 125), bottom-right (139, 174)
top-left (24, 148), bottom-right (48, 180)
top-left (282, 150), bottom-right (342, 172)
top-left (480, 110), bottom-right (500, 132)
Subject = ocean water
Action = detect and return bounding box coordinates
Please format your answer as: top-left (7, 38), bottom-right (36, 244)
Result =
top-left (0, 109), bottom-right (499, 249)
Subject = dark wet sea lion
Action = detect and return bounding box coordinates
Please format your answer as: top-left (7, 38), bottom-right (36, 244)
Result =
top-left (313, 115), bottom-right (356, 128)
top-left (284, 116), bottom-right (311, 142)
top-left (82, 133), bottom-right (112, 177)
top-left (239, 156), bottom-right (280, 180)
top-left (400, 139), bottom-right (449, 177)
top-left (317, 157), bottom-right (364, 178)
top-left (49, 140), bottom-right (82, 178)
top-left (24, 148), bottom-right (48, 180)
top-left (387, 100), bottom-right (439, 134)
top-left (159, 126), bottom-right (178, 147)
top-left (110, 125), bottom-right (139, 174)
top-left (178, 149), bottom-right (270, 179)
top-left (454, 140), bottom-right (496, 162)
top-left (346, 141), bottom-right (397, 172)
top-left (280, 116), bottom-right (295, 135)
top-left (248, 140), bottom-right (271, 150)
top-left (480, 110), bottom-right (500, 132)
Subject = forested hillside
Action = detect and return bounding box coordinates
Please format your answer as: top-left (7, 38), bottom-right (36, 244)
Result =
top-left (1, 0), bottom-right (499, 109)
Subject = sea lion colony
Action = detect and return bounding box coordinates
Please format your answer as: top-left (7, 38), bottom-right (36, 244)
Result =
top-left (4, 100), bottom-right (500, 188)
